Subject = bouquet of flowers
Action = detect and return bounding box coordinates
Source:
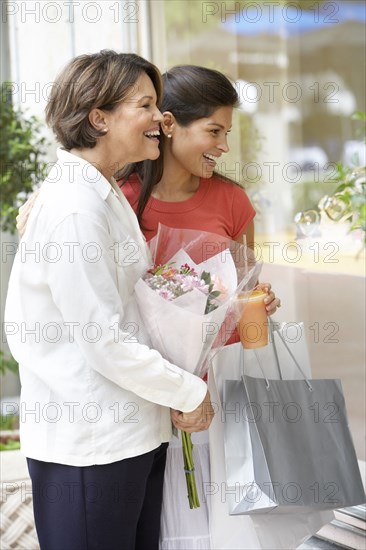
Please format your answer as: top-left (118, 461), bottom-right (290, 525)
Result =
top-left (144, 262), bottom-right (224, 315)
top-left (134, 225), bottom-right (262, 507)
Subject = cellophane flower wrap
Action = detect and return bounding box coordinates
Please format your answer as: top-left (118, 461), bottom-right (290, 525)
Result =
top-left (134, 225), bottom-right (262, 508)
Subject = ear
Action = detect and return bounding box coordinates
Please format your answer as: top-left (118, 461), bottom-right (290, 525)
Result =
top-left (161, 111), bottom-right (176, 137)
top-left (88, 108), bottom-right (108, 132)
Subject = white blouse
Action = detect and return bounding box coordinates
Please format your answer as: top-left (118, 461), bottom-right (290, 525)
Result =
top-left (5, 149), bottom-right (207, 466)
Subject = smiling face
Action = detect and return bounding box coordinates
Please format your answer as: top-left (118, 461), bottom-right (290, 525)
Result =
top-left (165, 106), bottom-right (233, 179)
top-left (103, 72), bottom-right (163, 168)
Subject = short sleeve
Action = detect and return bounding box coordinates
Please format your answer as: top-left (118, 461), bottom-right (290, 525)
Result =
top-left (231, 184), bottom-right (256, 240)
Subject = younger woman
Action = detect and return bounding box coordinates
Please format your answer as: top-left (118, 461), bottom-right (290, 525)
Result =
top-left (119, 65), bottom-right (280, 549)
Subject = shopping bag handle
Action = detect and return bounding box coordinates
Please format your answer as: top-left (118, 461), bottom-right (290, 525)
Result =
top-left (272, 322), bottom-right (313, 390)
top-left (269, 318), bottom-right (282, 379)
top-left (241, 318), bottom-right (313, 391)
top-left (239, 337), bottom-right (272, 389)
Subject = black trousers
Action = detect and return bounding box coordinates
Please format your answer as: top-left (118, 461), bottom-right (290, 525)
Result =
top-left (27, 443), bottom-right (168, 550)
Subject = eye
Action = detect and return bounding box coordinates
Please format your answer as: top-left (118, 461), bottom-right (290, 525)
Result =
top-left (210, 129), bottom-right (220, 135)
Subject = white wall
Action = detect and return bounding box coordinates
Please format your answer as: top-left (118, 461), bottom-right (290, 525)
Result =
top-left (5, 0), bottom-right (150, 117)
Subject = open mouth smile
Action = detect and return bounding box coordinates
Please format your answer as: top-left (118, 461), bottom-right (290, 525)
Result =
top-left (144, 129), bottom-right (160, 141)
top-left (203, 153), bottom-right (218, 165)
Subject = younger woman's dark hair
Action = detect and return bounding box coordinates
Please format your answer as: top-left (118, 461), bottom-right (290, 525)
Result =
top-left (118, 65), bottom-right (239, 226)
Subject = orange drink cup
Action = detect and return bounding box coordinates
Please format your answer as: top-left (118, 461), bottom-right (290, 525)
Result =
top-left (237, 289), bottom-right (268, 349)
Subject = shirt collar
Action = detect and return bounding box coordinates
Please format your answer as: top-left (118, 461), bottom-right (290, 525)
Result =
top-left (56, 148), bottom-right (113, 201)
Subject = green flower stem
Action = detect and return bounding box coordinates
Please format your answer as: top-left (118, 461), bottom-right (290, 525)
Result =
top-left (181, 430), bottom-right (200, 509)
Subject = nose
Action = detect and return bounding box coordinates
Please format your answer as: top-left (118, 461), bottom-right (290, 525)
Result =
top-left (218, 135), bottom-right (229, 153)
top-left (153, 106), bottom-right (164, 123)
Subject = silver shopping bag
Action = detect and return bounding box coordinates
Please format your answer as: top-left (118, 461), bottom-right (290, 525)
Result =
top-left (223, 329), bottom-right (366, 515)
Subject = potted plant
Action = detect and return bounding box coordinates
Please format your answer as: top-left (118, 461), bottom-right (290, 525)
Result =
top-left (318, 111), bottom-right (366, 249)
top-left (0, 82), bottom-right (45, 548)
top-left (0, 81), bottom-right (48, 234)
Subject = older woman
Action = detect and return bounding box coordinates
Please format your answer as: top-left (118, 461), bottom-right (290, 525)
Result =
top-left (5, 50), bottom-right (213, 550)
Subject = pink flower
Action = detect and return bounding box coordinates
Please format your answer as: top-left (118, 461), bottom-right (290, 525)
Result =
top-left (210, 274), bottom-right (228, 300)
top-left (157, 288), bottom-right (175, 301)
top-left (162, 267), bottom-right (177, 279)
top-left (144, 261), bottom-right (221, 307)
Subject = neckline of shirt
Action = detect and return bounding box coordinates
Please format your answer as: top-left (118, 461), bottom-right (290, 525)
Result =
top-left (144, 177), bottom-right (211, 213)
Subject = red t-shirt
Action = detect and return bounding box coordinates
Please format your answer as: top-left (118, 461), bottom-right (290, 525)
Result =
top-left (120, 174), bottom-right (256, 242)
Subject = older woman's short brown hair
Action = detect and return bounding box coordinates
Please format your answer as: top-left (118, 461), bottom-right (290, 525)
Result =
top-left (45, 50), bottom-right (162, 150)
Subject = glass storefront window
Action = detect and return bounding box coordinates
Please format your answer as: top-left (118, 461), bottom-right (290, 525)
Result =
top-left (152, 0), bottom-right (366, 234)
top-left (149, 1), bottom-right (366, 461)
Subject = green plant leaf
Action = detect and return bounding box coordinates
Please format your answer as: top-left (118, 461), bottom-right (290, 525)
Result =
top-left (1, 81), bottom-right (49, 234)
top-left (0, 350), bottom-right (19, 375)
top-left (352, 111), bottom-right (366, 122)
top-left (319, 111), bottom-right (366, 245)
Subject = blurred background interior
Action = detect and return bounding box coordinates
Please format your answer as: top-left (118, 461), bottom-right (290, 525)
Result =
top-left (0, 1), bottom-right (365, 547)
